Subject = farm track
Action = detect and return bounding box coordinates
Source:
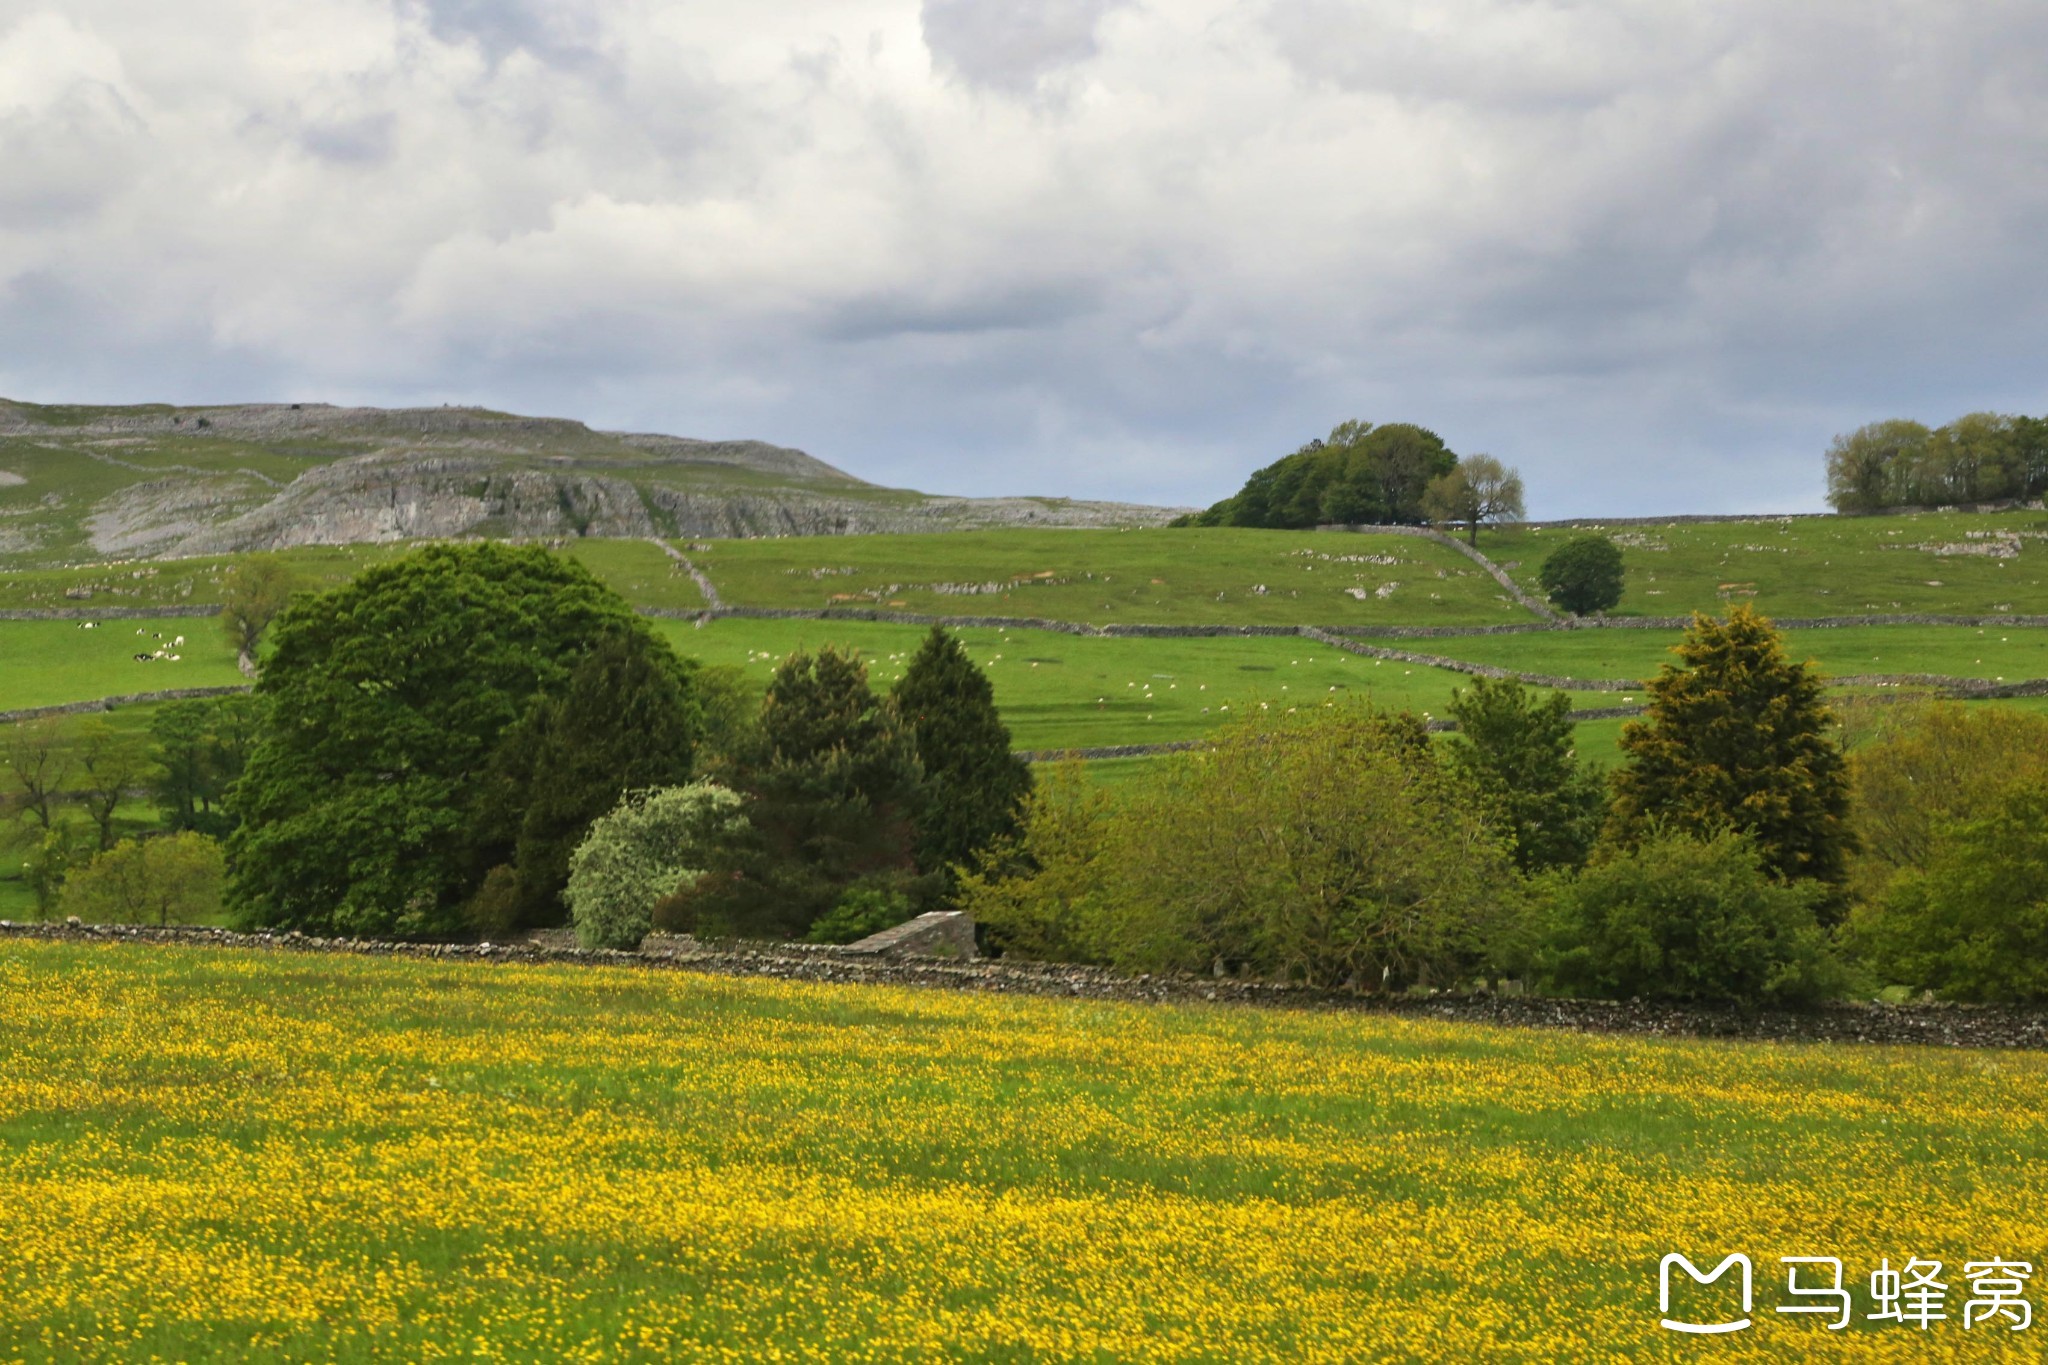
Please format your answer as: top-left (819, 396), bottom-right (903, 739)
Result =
top-left (5, 919), bottom-right (2045, 1050)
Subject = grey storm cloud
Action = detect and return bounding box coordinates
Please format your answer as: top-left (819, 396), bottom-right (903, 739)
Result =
top-left (0, 0), bottom-right (2044, 515)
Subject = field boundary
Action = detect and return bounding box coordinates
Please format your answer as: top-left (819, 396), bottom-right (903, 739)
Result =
top-left (0, 685), bottom-right (253, 724)
top-left (5, 919), bottom-right (2045, 1050)
top-left (0, 605), bottom-right (221, 621)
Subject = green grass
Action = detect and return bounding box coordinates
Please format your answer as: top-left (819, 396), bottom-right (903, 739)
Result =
top-left (558, 537), bottom-right (707, 611)
top-left (683, 527), bottom-right (1533, 626)
top-left (0, 543), bottom-right (409, 611)
top-left (2, 940), bottom-right (2044, 1360)
top-left (1360, 623), bottom-right (2048, 684)
top-left (0, 617), bottom-right (246, 712)
top-left (1488, 509), bottom-right (2048, 619)
top-left (655, 617), bottom-right (1612, 753)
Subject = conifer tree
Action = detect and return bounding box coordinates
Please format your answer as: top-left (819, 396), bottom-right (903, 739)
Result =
top-left (1610, 606), bottom-right (1852, 896)
top-left (687, 645), bottom-right (924, 939)
top-left (1443, 676), bottom-right (1603, 872)
top-left (891, 627), bottom-right (1033, 885)
top-left (472, 630), bottom-right (702, 929)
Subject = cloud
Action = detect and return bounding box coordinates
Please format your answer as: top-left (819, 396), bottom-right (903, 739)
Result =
top-left (920, 0), bottom-right (1134, 93)
top-left (0, 1), bottom-right (2045, 515)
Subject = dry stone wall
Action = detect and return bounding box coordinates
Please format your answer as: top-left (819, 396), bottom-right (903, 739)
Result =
top-left (6, 919), bottom-right (2045, 1050)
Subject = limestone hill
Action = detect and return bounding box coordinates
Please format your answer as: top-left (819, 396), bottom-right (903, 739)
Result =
top-left (0, 399), bottom-right (1185, 567)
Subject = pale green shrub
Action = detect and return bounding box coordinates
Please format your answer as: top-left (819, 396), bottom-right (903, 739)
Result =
top-left (566, 783), bottom-right (746, 950)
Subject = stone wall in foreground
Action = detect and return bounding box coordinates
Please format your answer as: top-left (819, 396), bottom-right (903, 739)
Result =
top-left (5, 919), bottom-right (2045, 1051)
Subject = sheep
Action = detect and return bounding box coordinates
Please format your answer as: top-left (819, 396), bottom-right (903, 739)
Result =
top-left (133, 653), bottom-right (153, 663)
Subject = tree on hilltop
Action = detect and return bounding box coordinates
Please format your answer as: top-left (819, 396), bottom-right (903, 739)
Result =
top-left (1423, 454), bottom-right (1526, 546)
top-left (1174, 421), bottom-right (1457, 528)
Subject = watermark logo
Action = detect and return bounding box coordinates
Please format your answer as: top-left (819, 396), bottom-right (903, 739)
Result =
top-left (1660, 1254), bottom-right (1753, 1334)
top-left (1660, 1254), bottom-right (2033, 1335)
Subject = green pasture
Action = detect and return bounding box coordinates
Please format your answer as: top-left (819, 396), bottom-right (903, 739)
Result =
top-left (1361, 623), bottom-right (2048, 685)
top-left (0, 617), bottom-right (246, 712)
top-left (681, 527), bottom-right (1530, 627)
top-left (1486, 509), bottom-right (2048, 619)
top-left (653, 617), bottom-right (1611, 753)
top-left (0, 537), bottom-right (693, 614)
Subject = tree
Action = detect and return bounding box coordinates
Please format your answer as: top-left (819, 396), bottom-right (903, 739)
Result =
top-left (1093, 707), bottom-right (1524, 989)
top-left (1843, 702), bottom-right (2048, 904)
top-left (1173, 421), bottom-right (1458, 529)
top-left (218, 554), bottom-right (298, 662)
top-left (72, 719), bottom-right (156, 853)
top-left (955, 758), bottom-right (1118, 963)
top-left (565, 783), bottom-right (745, 950)
top-left (686, 646), bottom-right (925, 940)
top-left (59, 832), bottom-right (227, 926)
top-left (470, 630), bottom-right (702, 930)
top-left (1536, 536), bottom-right (1624, 615)
top-left (1540, 828), bottom-right (1842, 1006)
top-left (1824, 419), bottom-right (1931, 512)
top-left (1610, 606), bottom-right (1852, 901)
top-left (226, 542), bottom-right (653, 937)
top-left (3, 717), bottom-right (70, 833)
top-left (1422, 454), bottom-right (1526, 546)
top-left (149, 695), bottom-right (262, 837)
top-left (1443, 677), bottom-right (1605, 872)
top-left (1848, 776), bottom-right (2048, 1002)
top-left (890, 626), bottom-right (1032, 887)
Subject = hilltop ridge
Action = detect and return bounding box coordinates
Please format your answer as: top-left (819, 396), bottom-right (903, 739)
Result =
top-left (0, 399), bottom-right (1187, 566)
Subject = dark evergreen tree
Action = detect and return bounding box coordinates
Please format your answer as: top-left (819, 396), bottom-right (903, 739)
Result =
top-left (1443, 677), bottom-right (1603, 873)
top-left (1611, 606), bottom-right (1853, 903)
top-left (891, 627), bottom-right (1033, 885)
top-left (685, 645), bottom-right (925, 940)
top-left (470, 630), bottom-right (703, 930)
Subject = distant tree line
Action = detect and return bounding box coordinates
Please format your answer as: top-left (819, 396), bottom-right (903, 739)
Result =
top-left (1825, 412), bottom-right (2048, 512)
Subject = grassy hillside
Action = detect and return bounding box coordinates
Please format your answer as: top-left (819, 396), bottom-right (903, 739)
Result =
top-left (1361, 623), bottom-right (2048, 684)
top-left (686, 527), bottom-right (1528, 626)
top-left (654, 618), bottom-right (1612, 752)
top-left (1487, 510), bottom-right (2048, 618)
top-left (3, 940), bottom-right (2042, 1361)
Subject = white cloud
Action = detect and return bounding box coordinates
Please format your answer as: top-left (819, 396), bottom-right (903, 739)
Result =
top-left (1, 0), bottom-right (2045, 513)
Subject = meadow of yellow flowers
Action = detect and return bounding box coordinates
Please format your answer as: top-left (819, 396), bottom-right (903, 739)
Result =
top-left (2, 939), bottom-right (2045, 1361)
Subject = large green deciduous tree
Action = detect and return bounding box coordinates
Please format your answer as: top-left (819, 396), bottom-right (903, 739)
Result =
top-left (1610, 606), bottom-right (1852, 901)
top-left (1536, 536), bottom-right (1624, 616)
top-left (1849, 776), bottom-right (2048, 1002)
top-left (1443, 677), bottom-right (1604, 872)
top-left (890, 626), bottom-right (1032, 886)
top-left (226, 543), bottom-right (657, 937)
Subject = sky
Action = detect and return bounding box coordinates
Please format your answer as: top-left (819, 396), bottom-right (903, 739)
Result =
top-left (1, 1), bottom-right (2044, 516)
